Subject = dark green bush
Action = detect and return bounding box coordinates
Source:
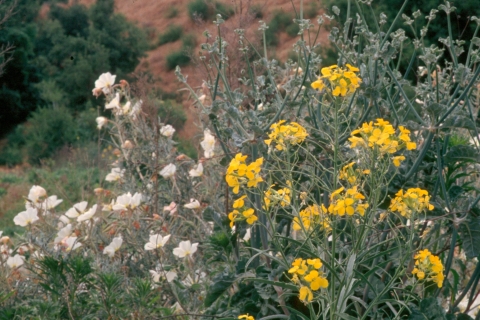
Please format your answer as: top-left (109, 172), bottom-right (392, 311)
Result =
top-left (249, 4), bottom-right (263, 19)
top-left (286, 23), bottom-right (300, 37)
top-left (23, 106), bottom-right (77, 164)
top-left (158, 25), bottom-right (183, 45)
top-left (188, 0), bottom-right (210, 21)
top-left (166, 51), bottom-right (191, 70)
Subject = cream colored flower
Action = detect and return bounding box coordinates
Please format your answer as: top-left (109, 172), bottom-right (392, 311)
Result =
top-left (7, 254), bottom-right (24, 269)
top-left (144, 234), bottom-right (171, 250)
top-left (173, 240), bottom-right (198, 258)
top-left (184, 199), bottom-right (201, 209)
top-left (96, 117), bottom-right (108, 129)
top-left (94, 72), bottom-right (116, 94)
top-left (159, 163), bottom-right (176, 179)
top-left (112, 192), bottom-right (142, 211)
top-left (160, 125), bottom-right (176, 138)
top-left (200, 129), bottom-right (215, 158)
top-left (65, 201), bottom-right (88, 218)
top-left (26, 185), bottom-right (46, 208)
top-left (105, 93), bottom-right (121, 110)
top-left (54, 224), bottom-right (72, 244)
top-left (105, 168), bottom-right (125, 182)
top-left (103, 236), bottom-right (123, 257)
top-left (13, 208), bottom-right (39, 227)
top-left (64, 236), bottom-right (82, 252)
top-left (77, 204), bottom-right (98, 222)
top-left (188, 162), bottom-right (203, 177)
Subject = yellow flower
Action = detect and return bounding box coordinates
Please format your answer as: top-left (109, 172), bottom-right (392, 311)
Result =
top-left (293, 204), bottom-right (330, 232)
top-left (311, 64), bottom-right (361, 96)
top-left (289, 257), bottom-right (328, 303)
top-left (265, 120), bottom-right (308, 151)
top-left (349, 119), bottom-right (416, 157)
top-left (264, 184), bottom-right (291, 209)
top-left (238, 314), bottom-right (254, 320)
top-left (389, 188), bottom-right (434, 218)
top-left (328, 186), bottom-right (368, 217)
top-left (412, 249), bottom-right (444, 288)
top-left (299, 286), bottom-right (313, 302)
top-left (233, 195), bottom-right (247, 208)
top-left (225, 153), bottom-right (263, 194)
top-left (392, 155), bottom-right (405, 167)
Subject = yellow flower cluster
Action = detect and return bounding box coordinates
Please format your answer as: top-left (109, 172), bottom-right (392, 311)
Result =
top-left (238, 315), bottom-right (254, 320)
top-left (226, 153), bottom-right (264, 194)
top-left (328, 186), bottom-right (369, 216)
top-left (412, 249), bottom-right (444, 288)
top-left (339, 162), bottom-right (370, 185)
top-left (389, 188), bottom-right (434, 218)
top-left (293, 204), bottom-right (331, 232)
top-left (349, 119), bottom-right (417, 157)
top-left (264, 183), bottom-right (291, 209)
top-left (264, 120), bottom-right (308, 151)
top-left (228, 195), bottom-right (257, 228)
top-left (288, 258), bottom-right (329, 303)
top-left (311, 64), bottom-right (361, 96)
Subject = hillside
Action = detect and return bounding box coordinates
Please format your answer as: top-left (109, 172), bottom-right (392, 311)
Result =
top-left (70, 0), bottom-right (329, 139)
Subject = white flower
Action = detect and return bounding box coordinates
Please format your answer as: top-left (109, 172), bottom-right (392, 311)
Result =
top-left (40, 195), bottom-right (63, 211)
top-left (184, 199), bottom-right (201, 209)
top-left (173, 240), bottom-right (198, 258)
top-left (129, 100), bottom-right (142, 118)
top-left (200, 129), bottom-right (215, 158)
top-left (159, 163), bottom-right (176, 179)
top-left (94, 72), bottom-right (116, 94)
top-left (57, 215), bottom-right (70, 228)
top-left (54, 224), bottom-right (72, 244)
top-left (7, 254), bottom-right (24, 269)
top-left (65, 201), bottom-right (88, 218)
top-left (160, 125), bottom-right (175, 138)
top-left (150, 269), bottom-right (177, 283)
top-left (96, 117), bottom-right (108, 129)
top-left (77, 204), bottom-right (98, 222)
top-left (64, 236), bottom-right (82, 252)
top-left (105, 168), bottom-right (125, 182)
top-left (105, 93), bottom-right (121, 110)
top-left (257, 102), bottom-right (264, 110)
top-left (243, 228), bottom-right (251, 241)
top-left (103, 236), bottom-right (123, 257)
top-left (121, 101), bottom-right (131, 115)
top-left (163, 202), bottom-right (178, 215)
top-left (144, 234), bottom-right (171, 251)
top-left (13, 207), bottom-right (39, 227)
top-left (26, 185), bottom-right (46, 208)
top-left (102, 199), bottom-right (115, 212)
top-left (188, 162), bottom-right (203, 177)
top-left (112, 192), bottom-right (142, 211)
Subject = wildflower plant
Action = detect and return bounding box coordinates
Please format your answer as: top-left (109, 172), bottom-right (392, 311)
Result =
top-left (2, 0), bottom-right (480, 319)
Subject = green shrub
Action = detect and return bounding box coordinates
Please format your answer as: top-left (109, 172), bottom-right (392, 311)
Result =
top-left (286, 23), bottom-right (300, 37)
top-left (214, 2), bottom-right (234, 19)
top-left (305, 1), bottom-right (319, 18)
top-left (156, 99), bottom-right (187, 130)
top-left (249, 4), bottom-right (263, 18)
top-left (188, 0), bottom-right (210, 21)
top-left (166, 6), bottom-right (178, 18)
top-left (181, 34), bottom-right (197, 49)
top-left (269, 10), bottom-right (293, 31)
top-left (177, 137), bottom-right (198, 160)
top-left (158, 25), bottom-right (183, 45)
top-left (23, 106), bottom-right (77, 164)
top-left (166, 51), bottom-right (191, 70)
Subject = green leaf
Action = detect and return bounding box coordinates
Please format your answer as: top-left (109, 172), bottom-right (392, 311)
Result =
top-left (408, 297), bottom-right (446, 319)
top-left (204, 272), bottom-right (235, 307)
top-left (445, 145), bottom-right (479, 165)
top-left (459, 217), bottom-right (480, 259)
